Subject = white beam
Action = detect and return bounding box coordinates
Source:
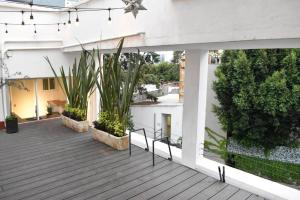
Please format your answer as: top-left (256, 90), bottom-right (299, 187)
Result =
top-left (181, 50), bottom-right (209, 169)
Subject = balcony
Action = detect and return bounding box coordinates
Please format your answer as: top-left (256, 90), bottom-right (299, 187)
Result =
top-left (0, 119), bottom-right (264, 200)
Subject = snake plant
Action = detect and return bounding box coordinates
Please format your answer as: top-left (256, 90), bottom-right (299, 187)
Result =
top-left (45, 48), bottom-right (98, 117)
top-left (96, 38), bottom-right (145, 135)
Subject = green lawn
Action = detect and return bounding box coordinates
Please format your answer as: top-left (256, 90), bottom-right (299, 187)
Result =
top-left (233, 154), bottom-right (300, 186)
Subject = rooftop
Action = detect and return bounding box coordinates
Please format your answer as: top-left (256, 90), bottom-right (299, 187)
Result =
top-left (0, 119), bottom-right (264, 200)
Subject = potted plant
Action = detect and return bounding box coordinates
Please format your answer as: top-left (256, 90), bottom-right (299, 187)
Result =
top-left (61, 105), bottom-right (89, 133)
top-left (92, 38), bottom-right (145, 150)
top-left (46, 47), bottom-right (97, 133)
top-left (5, 115), bottom-right (18, 134)
top-left (0, 121), bottom-right (5, 130)
top-left (92, 112), bottom-right (129, 150)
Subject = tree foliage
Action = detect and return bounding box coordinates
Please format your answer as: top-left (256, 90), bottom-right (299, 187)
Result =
top-left (140, 61), bottom-right (179, 86)
top-left (213, 49), bottom-right (300, 149)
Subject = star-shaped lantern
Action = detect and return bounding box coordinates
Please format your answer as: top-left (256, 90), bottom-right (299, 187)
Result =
top-left (123, 0), bottom-right (147, 18)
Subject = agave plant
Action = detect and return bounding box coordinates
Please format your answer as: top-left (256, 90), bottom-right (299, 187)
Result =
top-left (96, 38), bottom-right (145, 135)
top-left (45, 48), bottom-right (98, 117)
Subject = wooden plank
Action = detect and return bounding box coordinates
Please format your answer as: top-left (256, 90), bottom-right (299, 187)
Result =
top-left (189, 181), bottom-right (228, 200)
top-left (37, 154), bottom-right (165, 200)
top-left (228, 189), bottom-right (252, 200)
top-left (0, 146), bottom-right (135, 186)
top-left (149, 173), bottom-right (207, 200)
top-left (1, 146), bottom-right (128, 190)
top-left (169, 176), bottom-right (216, 200)
top-left (87, 166), bottom-right (185, 200)
top-left (0, 142), bottom-right (111, 175)
top-left (209, 185), bottom-right (240, 200)
top-left (128, 170), bottom-right (199, 200)
top-left (247, 194), bottom-right (265, 200)
top-left (107, 166), bottom-right (188, 200)
top-left (0, 149), bottom-right (144, 200)
top-left (70, 160), bottom-right (177, 200)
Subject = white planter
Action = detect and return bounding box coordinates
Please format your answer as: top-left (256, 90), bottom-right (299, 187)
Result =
top-left (61, 115), bottom-right (89, 133)
top-left (91, 127), bottom-right (129, 151)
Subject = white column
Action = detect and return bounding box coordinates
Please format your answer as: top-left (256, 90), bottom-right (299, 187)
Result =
top-left (96, 53), bottom-right (103, 115)
top-left (34, 79), bottom-right (39, 120)
top-left (181, 50), bottom-right (209, 169)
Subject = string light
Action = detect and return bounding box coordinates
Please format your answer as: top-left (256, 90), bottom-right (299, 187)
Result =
top-left (30, 3), bottom-right (34, 20)
top-left (0, 4), bottom-right (144, 34)
top-left (34, 24), bottom-right (37, 34)
top-left (108, 8), bottom-right (112, 22)
top-left (21, 10), bottom-right (25, 25)
top-left (75, 8), bottom-right (79, 25)
top-left (5, 23), bottom-right (8, 34)
top-left (68, 10), bottom-right (71, 25)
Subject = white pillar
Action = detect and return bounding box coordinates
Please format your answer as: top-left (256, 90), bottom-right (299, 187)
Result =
top-left (96, 53), bottom-right (103, 115)
top-left (181, 50), bottom-right (209, 169)
top-left (34, 79), bottom-right (39, 120)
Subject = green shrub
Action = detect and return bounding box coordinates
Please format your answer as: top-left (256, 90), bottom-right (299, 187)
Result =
top-left (93, 112), bottom-right (126, 137)
top-left (5, 115), bottom-right (17, 121)
top-left (214, 49), bottom-right (300, 149)
top-left (63, 104), bottom-right (86, 121)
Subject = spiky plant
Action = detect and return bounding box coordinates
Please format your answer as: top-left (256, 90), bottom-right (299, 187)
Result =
top-left (96, 38), bottom-right (145, 135)
top-left (45, 49), bottom-right (98, 118)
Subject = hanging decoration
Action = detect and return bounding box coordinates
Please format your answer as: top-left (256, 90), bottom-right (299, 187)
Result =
top-left (122, 0), bottom-right (147, 18)
top-left (0, 0), bottom-right (148, 34)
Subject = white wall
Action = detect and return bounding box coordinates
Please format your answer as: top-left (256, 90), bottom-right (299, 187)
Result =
top-left (5, 49), bottom-right (79, 79)
top-left (205, 64), bottom-right (225, 137)
top-left (60, 0), bottom-right (300, 50)
top-left (130, 104), bottom-right (183, 142)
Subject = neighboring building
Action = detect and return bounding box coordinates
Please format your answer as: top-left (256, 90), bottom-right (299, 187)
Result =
top-left (131, 64), bottom-right (226, 146)
top-left (7, 0), bottom-right (66, 7)
top-left (130, 94), bottom-right (183, 144)
top-left (34, 0), bottom-right (65, 6)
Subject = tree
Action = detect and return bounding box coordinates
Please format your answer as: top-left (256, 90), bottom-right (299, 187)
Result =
top-left (0, 61), bottom-right (29, 91)
top-left (213, 49), bottom-right (300, 149)
top-left (140, 61), bottom-right (179, 86)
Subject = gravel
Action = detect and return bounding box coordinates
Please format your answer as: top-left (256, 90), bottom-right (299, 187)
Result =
top-left (227, 139), bottom-right (300, 164)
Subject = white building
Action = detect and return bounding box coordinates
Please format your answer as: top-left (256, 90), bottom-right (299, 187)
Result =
top-left (0, 1), bottom-right (299, 199)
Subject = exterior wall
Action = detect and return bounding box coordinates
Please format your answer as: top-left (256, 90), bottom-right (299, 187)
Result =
top-left (130, 104), bottom-right (183, 142)
top-left (10, 79), bottom-right (36, 119)
top-left (5, 49), bottom-right (79, 79)
top-left (10, 78), bottom-right (66, 119)
top-left (61, 0), bottom-right (300, 50)
top-left (205, 64), bottom-right (225, 137)
top-left (0, 89), bottom-right (4, 121)
top-left (36, 78), bottom-right (66, 117)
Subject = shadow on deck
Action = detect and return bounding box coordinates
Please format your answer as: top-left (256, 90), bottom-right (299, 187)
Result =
top-left (0, 119), bottom-right (264, 200)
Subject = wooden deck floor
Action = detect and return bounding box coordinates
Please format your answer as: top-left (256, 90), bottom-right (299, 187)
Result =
top-left (0, 119), bottom-right (264, 200)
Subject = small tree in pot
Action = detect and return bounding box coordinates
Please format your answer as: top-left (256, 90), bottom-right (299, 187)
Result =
top-left (5, 115), bottom-right (18, 134)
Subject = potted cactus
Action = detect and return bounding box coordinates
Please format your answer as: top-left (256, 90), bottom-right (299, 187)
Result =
top-left (5, 115), bottom-right (18, 134)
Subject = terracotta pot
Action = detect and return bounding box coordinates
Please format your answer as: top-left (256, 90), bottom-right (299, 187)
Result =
top-left (61, 115), bottom-right (89, 133)
top-left (91, 127), bottom-right (128, 151)
top-left (0, 121), bottom-right (5, 130)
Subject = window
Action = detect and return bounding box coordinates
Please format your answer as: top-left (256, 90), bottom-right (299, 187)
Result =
top-left (43, 79), bottom-right (49, 90)
top-left (49, 78), bottom-right (55, 90)
top-left (43, 78), bottom-right (55, 90)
